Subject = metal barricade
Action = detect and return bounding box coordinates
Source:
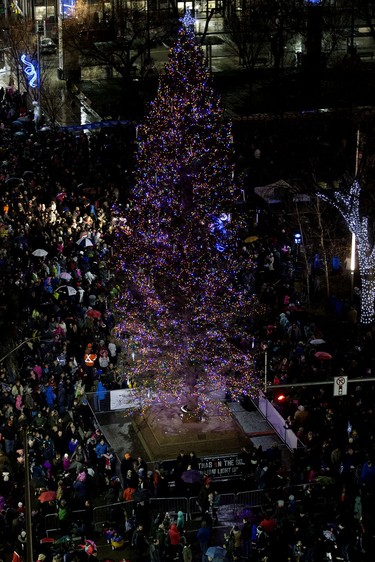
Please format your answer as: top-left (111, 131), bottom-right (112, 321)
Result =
top-left (188, 496), bottom-right (201, 520)
top-left (44, 509), bottom-right (87, 537)
top-left (149, 497), bottom-right (189, 520)
top-left (45, 513), bottom-right (59, 537)
top-left (188, 492), bottom-right (236, 522)
top-left (93, 501), bottom-right (127, 530)
top-left (215, 492), bottom-right (236, 513)
top-left (235, 490), bottom-right (269, 515)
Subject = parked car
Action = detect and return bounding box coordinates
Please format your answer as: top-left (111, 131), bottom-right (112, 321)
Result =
top-left (40, 38), bottom-right (57, 55)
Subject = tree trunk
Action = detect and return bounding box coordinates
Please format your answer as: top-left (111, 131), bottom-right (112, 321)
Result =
top-left (316, 197), bottom-right (330, 299)
top-left (357, 262), bottom-right (375, 324)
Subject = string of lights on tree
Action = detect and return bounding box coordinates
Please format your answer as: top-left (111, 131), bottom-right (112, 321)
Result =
top-left (113, 10), bottom-right (262, 415)
top-left (319, 180), bottom-right (375, 324)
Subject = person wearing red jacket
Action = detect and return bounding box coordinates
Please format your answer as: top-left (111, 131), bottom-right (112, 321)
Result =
top-left (168, 522), bottom-right (181, 560)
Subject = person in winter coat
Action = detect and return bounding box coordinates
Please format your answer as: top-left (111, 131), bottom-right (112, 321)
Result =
top-left (95, 437), bottom-right (108, 473)
top-left (57, 499), bottom-right (70, 534)
top-left (177, 510), bottom-right (185, 532)
top-left (167, 523), bottom-right (181, 560)
top-left (197, 521), bottom-right (211, 562)
top-left (70, 444), bottom-right (87, 472)
top-left (229, 525), bottom-right (241, 560)
top-left (360, 458), bottom-right (375, 490)
top-left (182, 542), bottom-right (193, 562)
top-left (132, 524), bottom-right (149, 562)
top-left (94, 380), bottom-right (107, 411)
top-left (44, 385), bottom-right (56, 408)
top-left (73, 471), bottom-right (88, 506)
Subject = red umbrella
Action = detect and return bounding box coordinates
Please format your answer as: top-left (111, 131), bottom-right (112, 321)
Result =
top-left (38, 490), bottom-right (56, 503)
top-left (86, 309), bottom-right (101, 319)
top-left (314, 351), bottom-right (332, 361)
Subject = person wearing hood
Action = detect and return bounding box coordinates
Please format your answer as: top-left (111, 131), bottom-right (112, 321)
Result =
top-left (17, 530), bottom-right (27, 554)
top-left (177, 510), bottom-right (185, 532)
top-left (168, 522), bottom-right (181, 560)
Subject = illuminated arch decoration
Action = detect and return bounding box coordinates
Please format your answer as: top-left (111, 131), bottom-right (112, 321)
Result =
top-left (21, 55), bottom-right (38, 89)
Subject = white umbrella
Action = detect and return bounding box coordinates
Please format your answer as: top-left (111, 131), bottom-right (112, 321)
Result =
top-left (57, 285), bottom-right (77, 296)
top-left (310, 338), bottom-right (326, 346)
top-left (60, 272), bottom-right (72, 281)
top-left (32, 249), bottom-right (48, 257)
top-left (76, 236), bottom-right (94, 248)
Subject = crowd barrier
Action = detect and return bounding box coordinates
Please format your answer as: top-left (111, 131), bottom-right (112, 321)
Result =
top-left (189, 492), bottom-right (236, 521)
top-left (44, 483), bottom-right (314, 535)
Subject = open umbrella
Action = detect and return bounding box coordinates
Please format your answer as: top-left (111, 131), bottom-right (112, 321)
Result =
top-left (38, 490), bottom-right (56, 503)
top-left (32, 249), bottom-right (48, 257)
top-left (244, 235), bottom-right (259, 244)
top-left (310, 339), bottom-right (326, 346)
top-left (76, 236), bottom-right (94, 248)
top-left (86, 309), bottom-right (101, 319)
top-left (5, 177), bottom-right (24, 185)
top-left (314, 351), bottom-right (332, 361)
top-left (181, 469), bottom-right (202, 484)
top-left (60, 272), bottom-right (72, 281)
top-left (206, 546), bottom-right (227, 559)
top-left (132, 488), bottom-right (151, 502)
top-left (57, 285), bottom-right (77, 296)
top-left (254, 179), bottom-right (296, 204)
top-left (31, 476), bottom-right (48, 489)
top-left (54, 535), bottom-right (73, 545)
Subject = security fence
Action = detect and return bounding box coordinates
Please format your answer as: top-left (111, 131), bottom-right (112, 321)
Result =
top-left (44, 483), bottom-right (316, 536)
top-left (188, 493), bottom-right (236, 521)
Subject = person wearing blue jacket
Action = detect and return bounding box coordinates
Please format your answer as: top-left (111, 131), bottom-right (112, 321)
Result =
top-left (197, 521), bottom-right (211, 562)
top-left (95, 380), bottom-right (107, 411)
top-left (44, 385), bottom-right (56, 408)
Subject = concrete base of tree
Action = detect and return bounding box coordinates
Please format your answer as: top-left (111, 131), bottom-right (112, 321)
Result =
top-left (132, 402), bottom-right (251, 461)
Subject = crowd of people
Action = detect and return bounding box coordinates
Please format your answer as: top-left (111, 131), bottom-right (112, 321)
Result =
top-left (0, 94), bottom-right (373, 562)
top-left (0, 120), bottom-right (140, 562)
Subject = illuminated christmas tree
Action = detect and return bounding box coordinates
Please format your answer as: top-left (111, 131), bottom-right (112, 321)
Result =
top-left (114, 11), bottom-right (259, 416)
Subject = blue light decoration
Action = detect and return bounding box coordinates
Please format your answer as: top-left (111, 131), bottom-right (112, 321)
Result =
top-left (20, 55), bottom-right (37, 88)
top-left (60, 0), bottom-right (76, 17)
top-left (180, 7), bottom-right (195, 29)
top-left (210, 212), bottom-right (231, 252)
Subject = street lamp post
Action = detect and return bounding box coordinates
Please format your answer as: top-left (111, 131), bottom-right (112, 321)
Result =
top-left (261, 342), bottom-right (268, 392)
top-left (23, 427), bottom-right (34, 562)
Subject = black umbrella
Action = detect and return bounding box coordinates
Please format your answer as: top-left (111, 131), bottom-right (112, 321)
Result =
top-left (132, 488), bottom-right (151, 502)
top-left (31, 476), bottom-right (48, 488)
top-left (5, 177), bottom-right (24, 185)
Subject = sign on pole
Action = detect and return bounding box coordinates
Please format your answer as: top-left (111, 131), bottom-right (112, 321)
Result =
top-left (333, 375), bottom-right (348, 396)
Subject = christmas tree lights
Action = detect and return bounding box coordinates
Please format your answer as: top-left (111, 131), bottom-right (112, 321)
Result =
top-left (113, 12), bottom-right (260, 415)
top-left (319, 180), bottom-right (375, 324)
